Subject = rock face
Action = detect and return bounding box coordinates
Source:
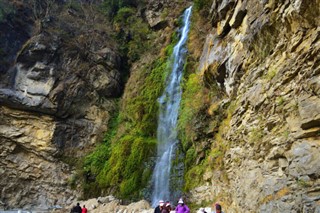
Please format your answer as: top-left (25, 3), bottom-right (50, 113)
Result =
top-left (1, 0), bottom-right (319, 211)
top-left (0, 1), bottom-right (122, 209)
top-left (189, 0), bottom-right (320, 212)
top-left (145, 0), bottom-right (191, 29)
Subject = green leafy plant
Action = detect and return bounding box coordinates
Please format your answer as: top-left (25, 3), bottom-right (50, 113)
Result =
top-left (101, 0), bottom-right (138, 19)
top-left (193, 0), bottom-right (212, 11)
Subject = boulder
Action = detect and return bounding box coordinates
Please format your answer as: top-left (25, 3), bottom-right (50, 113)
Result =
top-left (298, 94), bottom-right (320, 129)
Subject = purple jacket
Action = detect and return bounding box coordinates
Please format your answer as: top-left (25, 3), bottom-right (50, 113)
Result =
top-left (175, 204), bottom-right (190, 213)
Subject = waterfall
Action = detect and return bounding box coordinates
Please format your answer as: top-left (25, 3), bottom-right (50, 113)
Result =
top-left (151, 6), bottom-right (192, 206)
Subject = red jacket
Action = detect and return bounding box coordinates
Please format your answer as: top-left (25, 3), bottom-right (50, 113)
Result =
top-left (82, 207), bottom-right (87, 213)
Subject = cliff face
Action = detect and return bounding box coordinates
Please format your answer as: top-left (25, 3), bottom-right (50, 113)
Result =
top-left (0, 0), bottom-right (192, 208)
top-left (1, 0), bottom-right (319, 211)
top-left (187, 0), bottom-right (320, 212)
top-left (0, 0), bottom-right (122, 209)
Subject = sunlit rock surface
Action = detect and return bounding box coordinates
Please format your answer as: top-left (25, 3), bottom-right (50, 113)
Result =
top-left (0, 0), bottom-right (121, 209)
top-left (190, 0), bottom-right (320, 212)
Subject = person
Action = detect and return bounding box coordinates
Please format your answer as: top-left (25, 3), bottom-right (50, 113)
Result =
top-left (175, 198), bottom-right (190, 213)
top-left (155, 200), bottom-right (165, 213)
top-left (198, 207), bottom-right (207, 213)
top-left (82, 205), bottom-right (87, 213)
top-left (72, 203), bottom-right (82, 213)
top-left (166, 202), bottom-right (173, 212)
top-left (161, 202), bottom-right (171, 213)
top-left (212, 203), bottom-right (224, 213)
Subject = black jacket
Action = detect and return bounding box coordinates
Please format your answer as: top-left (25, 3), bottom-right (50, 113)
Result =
top-left (154, 206), bottom-right (161, 213)
top-left (72, 205), bottom-right (82, 213)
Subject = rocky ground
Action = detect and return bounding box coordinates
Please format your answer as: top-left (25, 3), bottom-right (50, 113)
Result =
top-left (55, 196), bottom-right (153, 213)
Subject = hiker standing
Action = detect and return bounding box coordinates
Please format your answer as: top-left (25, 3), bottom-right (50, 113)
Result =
top-left (161, 202), bottom-right (171, 213)
top-left (198, 207), bottom-right (207, 213)
top-left (73, 203), bottom-right (82, 213)
top-left (212, 203), bottom-right (224, 213)
top-left (82, 205), bottom-right (87, 213)
top-left (175, 198), bottom-right (190, 213)
top-left (155, 200), bottom-right (165, 213)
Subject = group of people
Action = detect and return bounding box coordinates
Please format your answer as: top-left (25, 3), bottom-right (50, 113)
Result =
top-left (70, 203), bottom-right (87, 213)
top-left (198, 203), bottom-right (223, 213)
top-left (154, 198), bottom-right (190, 213)
top-left (154, 199), bottom-right (223, 213)
top-left (70, 199), bottom-right (222, 213)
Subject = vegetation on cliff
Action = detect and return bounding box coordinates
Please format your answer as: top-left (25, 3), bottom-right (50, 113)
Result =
top-left (82, 2), bottom-right (225, 200)
top-left (1, 0), bottom-right (319, 211)
top-left (177, 5), bottom-right (239, 193)
top-left (83, 51), bottom-right (176, 199)
top-left (82, 2), bottom-right (180, 198)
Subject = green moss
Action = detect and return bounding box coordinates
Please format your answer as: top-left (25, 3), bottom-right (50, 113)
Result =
top-left (82, 32), bottom-right (178, 199)
top-left (161, 8), bottom-right (169, 19)
top-left (178, 73), bottom-right (204, 149)
top-left (184, 164), bottom-right (205, 191)
top-left (83, 144), bottom-right (111, 176)
top-left (181, 98), bottom-right (236, 191)
top-left (122, 58), bottom-right (171, 134)
top-left (265, 68), bottom-right (277, 80)
top-left (113, 7), bottom-right (153, 62)
top-left (185, 147), bottom-right (196, 168)
top-left (68, 174), bottom-right (77, 190)
top-left (248, 127), bottom-right (264, 144)
top-left (114, 7), bottom-right (135, 23)
top-left (193, 0), bottom-right (212, 16)
top-left (297, 179), bottom-right (311, 187)
top-left (283, 130), bottom-right (290, 139)
top-left (276, 96), bottom-right (285, 106)
top-left (100, 56), bottom-right (171, 199)
top-left (101, 0), bottom-right (138, 19)
top-left (83, 106), bottom-right (120, 176)
top-left (193, 0), bottom-right (212, 11)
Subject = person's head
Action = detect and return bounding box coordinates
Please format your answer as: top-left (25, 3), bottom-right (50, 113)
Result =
top-left (83, 205), bottom-right (86, 208)
top-left (178, 198), bottom-right (184, 205)
top-left (77, 203), bottom-right (80, 206)
top-left (159, 200), bottom-right (165, 207)
top-left (166, 202), bottom-right (171, 208)
top-left (215, 203), bottom-right (222, 213)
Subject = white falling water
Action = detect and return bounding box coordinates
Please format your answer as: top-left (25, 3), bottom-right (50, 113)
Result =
top-left (151, 6), bottom-right (192, 206)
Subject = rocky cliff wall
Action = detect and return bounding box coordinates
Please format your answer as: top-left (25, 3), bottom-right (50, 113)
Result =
top-left (0, 0), bottom-right (122, 209)
top-left (187, 0), bottom-right (320, 212)
top-left (0, 0), bottom-right (193, 208)
top-left (1, 0), bottom-right (319, 211)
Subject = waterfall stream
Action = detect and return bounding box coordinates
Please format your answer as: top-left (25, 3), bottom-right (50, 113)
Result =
top-left (151, 6), bottom-right (192, 206)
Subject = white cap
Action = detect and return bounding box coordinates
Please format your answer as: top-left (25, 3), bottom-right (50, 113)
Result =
top-left (178, 199), bottom-right (184, 204)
